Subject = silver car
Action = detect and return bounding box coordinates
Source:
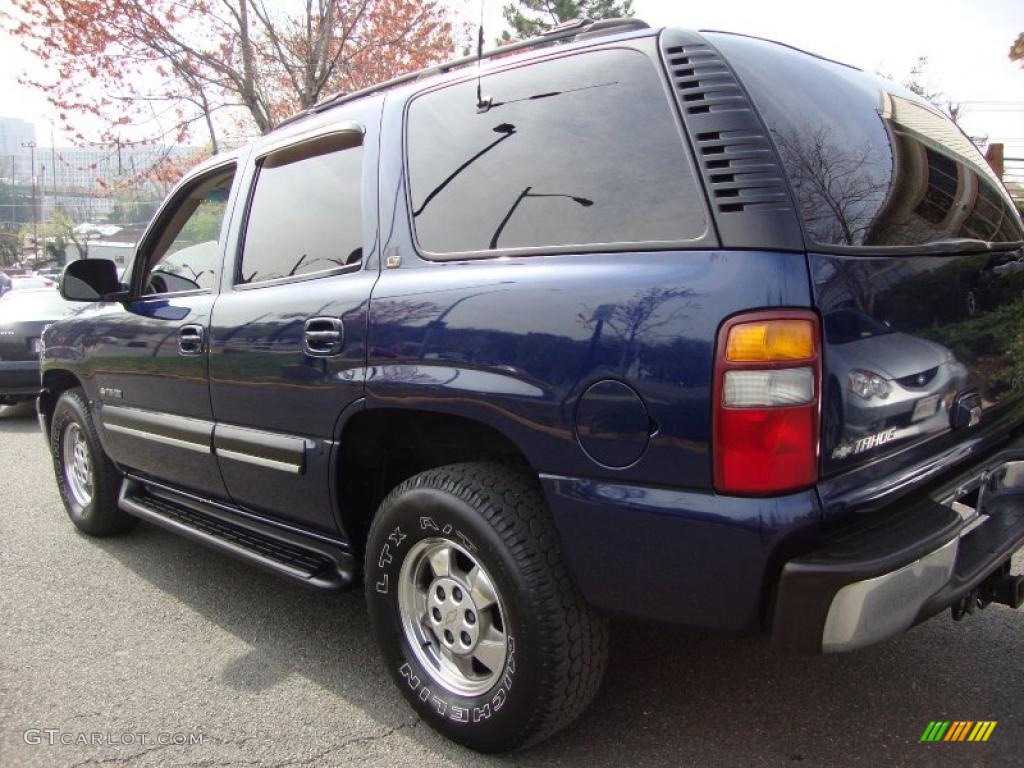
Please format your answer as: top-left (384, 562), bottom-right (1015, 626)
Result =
top-left (823, 309), bottom-right (969, 460)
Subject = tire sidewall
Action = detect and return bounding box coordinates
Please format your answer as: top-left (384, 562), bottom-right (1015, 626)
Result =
top-left (51, 391), bottom-right (106, 527)
top-left (365, 484), bottom-right (545, 752)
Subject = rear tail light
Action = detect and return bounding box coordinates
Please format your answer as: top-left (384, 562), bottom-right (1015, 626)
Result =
top-left (713, 311), bottom-right (821, 495)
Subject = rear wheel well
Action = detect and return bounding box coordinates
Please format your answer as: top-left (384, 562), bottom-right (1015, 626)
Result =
top-left (337, 409), bottom-right (533, 565)
top-left (39, 370), bottom-right (83, 436)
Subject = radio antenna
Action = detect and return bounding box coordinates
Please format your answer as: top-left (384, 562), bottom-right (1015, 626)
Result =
top-left (475, 0), bottom-right (492, 112)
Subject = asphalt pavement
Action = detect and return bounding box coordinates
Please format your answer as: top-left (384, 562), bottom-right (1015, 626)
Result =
top-left (1, 400), bottom-right (1021, 767)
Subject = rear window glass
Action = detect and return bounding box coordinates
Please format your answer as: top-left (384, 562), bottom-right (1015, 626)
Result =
top-left (406, 49), bottom-right (707, 256)
top-left (708, 33), bottom-right (1024, 249)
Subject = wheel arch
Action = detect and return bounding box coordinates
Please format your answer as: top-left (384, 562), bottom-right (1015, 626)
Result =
top-left (335, 406), bottom-right (537, 563)
top-left (39, 368), bottom-right (84, 437)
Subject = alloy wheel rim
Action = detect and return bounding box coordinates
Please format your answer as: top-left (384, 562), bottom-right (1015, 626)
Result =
top-left (62, 423), bottom-right (93, 509)
top-left (397, 537), bottom-right (509, 697)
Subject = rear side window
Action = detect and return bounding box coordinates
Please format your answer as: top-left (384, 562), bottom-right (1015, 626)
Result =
top-left (239, 132), bottom-right (363, 285)
top-left (407, 49), bottom-right (707, 256)
top-left (708, 33), bottom-right (1024, 249)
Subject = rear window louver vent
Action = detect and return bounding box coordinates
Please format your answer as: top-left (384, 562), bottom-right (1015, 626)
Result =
top-left (660, 30), bottom-right (804, 250)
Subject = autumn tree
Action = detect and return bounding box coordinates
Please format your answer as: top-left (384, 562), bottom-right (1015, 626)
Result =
top-left (501, 0), bottom-right (633, 41)
top-left (8, 0), bottom-right (456, 183)
top-left (1011, 33), bottom-right (1024, 66)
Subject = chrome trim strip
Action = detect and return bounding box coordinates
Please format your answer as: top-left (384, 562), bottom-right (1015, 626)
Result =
top-left (215, 447), bottom-right (303, 474)
top-left (104, 422), bottom-right (211, 454)
top-left (213, 423), bottom-right (306, 474)
top-left (822, 538), bottom-right (959, 652)
top-left (100, 404), bottom-right (213, 453)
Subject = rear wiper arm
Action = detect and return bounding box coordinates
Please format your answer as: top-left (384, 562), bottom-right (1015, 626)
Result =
top-left (825, 239), bottom-right (1023, 257)
top-left (925, 238), bottom-right (1024, 254)
top-left (925, 238), bottom-right (994, 253)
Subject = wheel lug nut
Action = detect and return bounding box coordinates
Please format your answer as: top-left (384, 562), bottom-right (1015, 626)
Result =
top-left (444, 630), bottom-right (454, 644)
top-left (452, 586), bottom-right (463, 602)
top-left (436, 585), bottom-right (445, 601)
top-left (461, 631), bottom-right (472, 646)
top-left (465, 610), bottom-right (476, 625)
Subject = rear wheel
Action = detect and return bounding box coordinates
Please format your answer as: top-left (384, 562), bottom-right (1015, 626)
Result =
top-left (365, 462), bottom-right (609, 752)
top-left (50, 388), bottom-right (136, 536)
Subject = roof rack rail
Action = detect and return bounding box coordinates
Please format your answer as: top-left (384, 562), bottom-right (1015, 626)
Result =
top-left (276, 16), bottom-right (649, 129)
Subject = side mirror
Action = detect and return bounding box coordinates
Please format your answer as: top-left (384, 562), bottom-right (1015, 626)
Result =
top-left (60, 259), bottom-right (123, 302)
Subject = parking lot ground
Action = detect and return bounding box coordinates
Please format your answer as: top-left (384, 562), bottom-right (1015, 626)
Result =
top-left (1, 401), bottom-right (1021, 767)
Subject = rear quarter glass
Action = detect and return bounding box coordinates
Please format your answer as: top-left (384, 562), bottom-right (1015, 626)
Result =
top-left (405, 47), bottom-right (709, 257)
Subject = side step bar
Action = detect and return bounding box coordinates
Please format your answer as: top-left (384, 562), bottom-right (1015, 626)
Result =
top-left (118, 477), bottom-right (353, 589)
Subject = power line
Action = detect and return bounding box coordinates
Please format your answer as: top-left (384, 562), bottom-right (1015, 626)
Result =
top-left (955, 100), bottom-right (1024, 106)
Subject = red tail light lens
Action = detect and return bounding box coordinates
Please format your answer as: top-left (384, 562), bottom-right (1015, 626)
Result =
top-left (713, 311), bottom-right (821, 495)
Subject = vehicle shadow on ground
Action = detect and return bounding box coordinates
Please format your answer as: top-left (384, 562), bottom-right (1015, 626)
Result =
top-left (95, 519), bottom-right (1021, 768)
top-left (0, 402), bottom-right (40, 435)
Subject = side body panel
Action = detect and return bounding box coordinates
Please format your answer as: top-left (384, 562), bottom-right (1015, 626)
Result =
top-left (41, 153), bottom-right (249, 499)
top-left (207, 99), bottom-right (383, 534)
top-left (363, 80), bottom-right (818, 630)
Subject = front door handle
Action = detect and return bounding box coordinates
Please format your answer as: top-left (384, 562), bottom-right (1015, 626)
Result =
top-left (179, 324), bottom-right (205, 356)
top-left (303, 317), bottom-right (344, 357)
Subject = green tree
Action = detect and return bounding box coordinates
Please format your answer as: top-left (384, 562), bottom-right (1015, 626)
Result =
top-left (501, 0), bottom-right (633, 41)
top-left (0, 232), bottom-right (18, 267)
top-left (0, 182), bottom-right (35, 227)
top-left (29, 209), bottom-right (91, 263)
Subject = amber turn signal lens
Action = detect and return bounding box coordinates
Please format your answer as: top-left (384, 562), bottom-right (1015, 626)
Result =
top-left (724, 319), bottom-right (815, 362)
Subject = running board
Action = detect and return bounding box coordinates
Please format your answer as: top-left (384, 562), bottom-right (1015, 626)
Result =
top-left (118, 477), bottom-right (353, 589)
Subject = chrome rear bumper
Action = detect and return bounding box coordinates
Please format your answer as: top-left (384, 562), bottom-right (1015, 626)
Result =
top-left (773, 453), bottom-right (1024, 653)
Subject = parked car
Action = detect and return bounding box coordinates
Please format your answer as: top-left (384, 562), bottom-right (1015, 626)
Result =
top-left (38, 19), bottom-right (1024, 752)
top-left (822, 308), bottom-right (970, 458)
top-left (34, 267), bottom-right (65, 282)
top-left (9, 275), bottom-right (56, 291)
top-left (0, 289), bottom-right (86, 407)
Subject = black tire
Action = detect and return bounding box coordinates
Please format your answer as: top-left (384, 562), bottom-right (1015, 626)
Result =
top-left (50, 388), bottom-right (136, 536)
top-left (365, 462), bottom-right (609, 753)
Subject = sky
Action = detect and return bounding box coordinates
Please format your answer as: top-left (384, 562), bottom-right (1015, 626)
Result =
top-left (457, 0), bottom-right (1024, 157)
top-left (0, 0), bottom-right (1021, 153)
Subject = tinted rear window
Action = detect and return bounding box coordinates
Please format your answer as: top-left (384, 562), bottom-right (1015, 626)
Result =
top-left (407, 49), bottom-right (707, 256)
top-left (708, 33), bottom-right (1024, 249)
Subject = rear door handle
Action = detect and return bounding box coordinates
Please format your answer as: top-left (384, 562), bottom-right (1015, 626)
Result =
top-left (303, 317), bottom-right (344, 357)
top-left (179, 324), bottom-right (205, 356)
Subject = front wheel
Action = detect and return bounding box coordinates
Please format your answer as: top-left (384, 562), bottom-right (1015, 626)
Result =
top-left (50, 388), bottom-right (136, 536)
top-left (365, 462), bottom-right (609, 752)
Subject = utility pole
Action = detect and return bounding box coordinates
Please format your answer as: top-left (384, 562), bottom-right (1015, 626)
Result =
top-left (21, 141), bottom-right (38, 261)
top-left (8, 155), bottom-right (14, 230)
top-left (50, 125), bottom-right (57, 200)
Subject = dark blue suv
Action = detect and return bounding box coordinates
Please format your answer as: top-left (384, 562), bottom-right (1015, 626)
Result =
top-left (40, 19), bottom-right (1024, 752)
